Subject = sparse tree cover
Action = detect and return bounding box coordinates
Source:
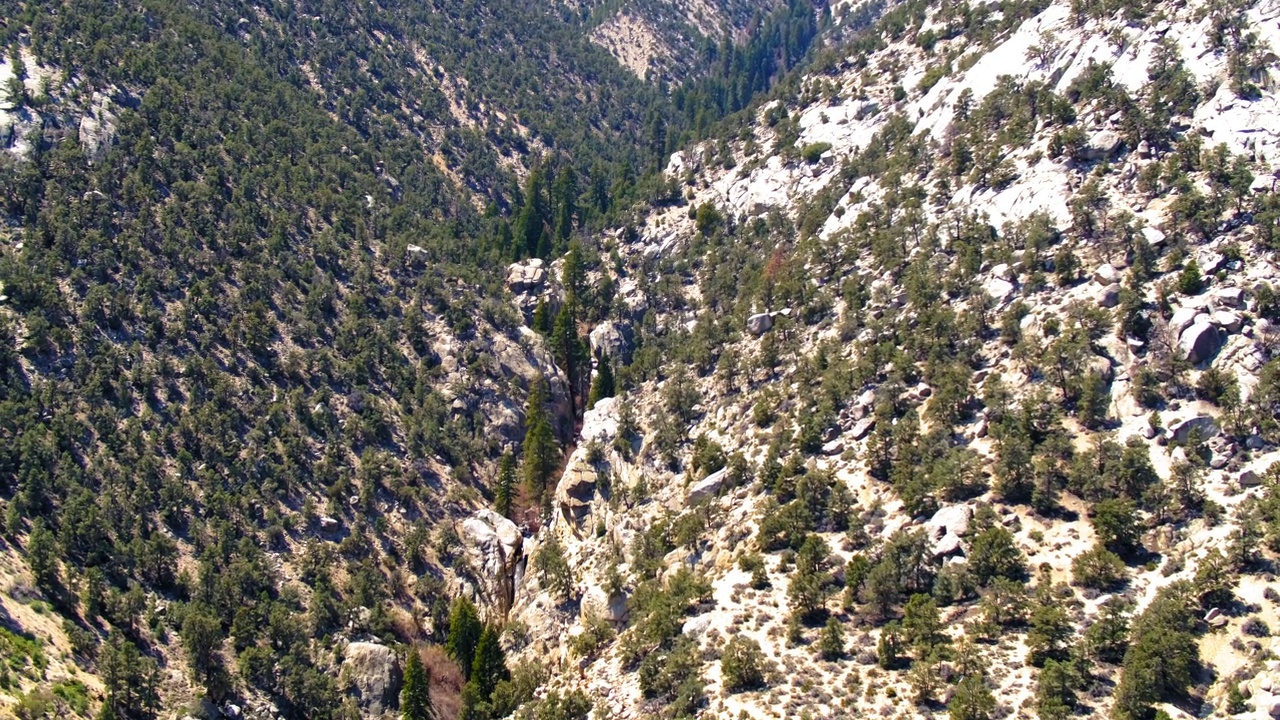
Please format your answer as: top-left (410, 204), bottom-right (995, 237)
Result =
top-left (0, 0), bottom-right (1277, 715)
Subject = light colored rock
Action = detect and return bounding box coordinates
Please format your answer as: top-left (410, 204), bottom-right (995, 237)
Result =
top-left (1170, 306), bottom-right (1200, 337)
top-left (506, 261), bottom-right (547, 294)
top-left (746, 312), bottom-right (774, 336)
top-left (1141, 226), bottom-right (1165, 246)
top-left (984, 277), bottom-right (1015, 302)
top-left (556, 461), bottom-right (598, 518)
top-left (459, 510), bottom-right (524, 607)
top-left (342, 642), bottom-right (403, 719)
top-left (1081, 129), bottom-right (1124, 160)
top-left (688, 467), bottom-right (728, 506)
top-left (1169, 416), bottom-right (1220, 445)
top-left (682, 614), bottom-right (714, 638)
top-left (1179, 322), bottom-right (1223, 364)
top-left (822, 439), bottom-right (845, 455)
top-left (1213, 287), bottom-right (1246, 309)
top-left (850, 417), bottom-right (876, 440)
top-left (1093, 263), bottom-right (1120, 286)
top-left (580, 585), bottom-right (629, 625)
top-left (589, 321), bottom-right (636, 364)
top-left (1211, 310), bottom-right (1243, 333)
top-left (1087, 354), bottom-right (1114, 382)
top-left (1199, 250), bottom-right (1227, 276)
top-left (1097, 283), bottom-right (1121, 308)
top-left (927, 505), bottom-right (973, 539)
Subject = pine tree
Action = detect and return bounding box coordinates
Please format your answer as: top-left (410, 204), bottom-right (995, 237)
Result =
top-left (521, 377), bottom-right (558, 495)
top-left (950, 673), bottom-right (996, 720)
top-left (531, 299), bottom-right (551, 335)
top-left (470, 625), bottom-right (509, 699)
top-left (447, 597), bottom-right (483, 680)
top-left (816, 617), bottom-right (845, 660)
top-left (494, 452), bottom-right (516, 518)
top-left (515, 167), bottom-right (548, 259)
top-left (534, 533), bottom-right (574, 602)
top-left (402, 649), bottom-right (435, 720)
top-left (587, 353), bottom-right (615, 410)
top-left (1036, 659), bottom-right (1077, 720)
top-left (553, 169), bottom-right (578, 245)
top-left (26, 519), bottom-right (60, 598)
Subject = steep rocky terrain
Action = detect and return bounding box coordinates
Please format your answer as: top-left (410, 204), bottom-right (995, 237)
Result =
top-left (2, 0), bottom-right (1280, 719)
top-left (494, 0), bottom-right (1280, 718)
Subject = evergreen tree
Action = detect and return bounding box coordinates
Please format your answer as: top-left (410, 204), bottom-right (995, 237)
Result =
top-left (1036, 659), bottom-right (1077, 720)
top-left (587, 353), bottom-right (615, 410)
top-left (180, 603), bottom-right (223, 687)
top-left (1112, 583), bottom-right (1198, 720)
top-left (494, 452), bottom-right (516, 518)
top-left (26, 518), bottom-right (60, 598)
top-left (447, 597), bottom-right (483, 681)
top-left (949, 673), bottom-right (996, 720)
top-left (522, 377), bottom-right (559, 495)
top-left (402, 649), bottom-right (435, 720)
top-left (816, 617), bottom-right (845, 660)
top-left (553, 169), bottom-right (579, 245)
top-left (515, 167), bottom-right (549, 259)
top-left (531, 299), bottom-right (551, 335)
top-left (470, 625), bottom-right (510, 700)
top-left (534, 534), bottom-right (574, 602)
top-left (968, 526), bottom-right (1027, 585)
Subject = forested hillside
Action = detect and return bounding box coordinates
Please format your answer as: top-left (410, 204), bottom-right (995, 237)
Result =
top-left (0, 0), bottom-right (838, 717)
top-left (3, 0), bottom-right (1278, 719)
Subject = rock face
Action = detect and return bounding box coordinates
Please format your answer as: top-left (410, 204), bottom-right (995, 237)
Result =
top-left (459, 510), bottom-right (524, 610)
top-left (1169, 415), bottom-right (1220, 445)
top-left (342, 642), bottom-right (403, 719)
top-left (506, 259), bottom-right (548, 294)
top-left (1179, 321), bottom-right (1223, 364)
top-left (687, 467), bottom-right (728, 506)
top-left (589, 320), bottom-right (636, 364)
top-left (78, 91), bottom-right (118, 163)
top-left (925, 505), bottom-right (972, 557)
top-left (746, 312), bottom-right (773, 335)
top-left (556, 461), bottom-right (598, 520)
top-left (580, 584), bottom-right (629, 625)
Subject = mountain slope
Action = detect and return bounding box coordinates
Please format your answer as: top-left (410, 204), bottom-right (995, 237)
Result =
top-left (499, 0), bottom-right (1280, 718)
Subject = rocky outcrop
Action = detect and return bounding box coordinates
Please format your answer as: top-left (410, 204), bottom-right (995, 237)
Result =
top-left (1080, 130), bottom-right (1124, 161)
top-left (746, 312), bottom-right (773, 336)
top-left (1169, 415), bottom-right (1220, 445)
top-left (1179, 321), bottom-right (1224, 364)
top-left (342, 642), bottom-right (403, 719)
top-left (556, 461), bottom-right (598, 521)
top-left (925, 505), bottom-right (972, 557)
top-left (580, 584), bottom-right (629, 625)
top-left (459, 509), bottom-right (524, 612)
top-left (507, 259), bottom-right (548, 294)
top-left (78, 91), bottom-right (118, 163)
top-left (687, 467), bottom-right (728, 506)
top-left (589, 320), bottom-right (636, 364)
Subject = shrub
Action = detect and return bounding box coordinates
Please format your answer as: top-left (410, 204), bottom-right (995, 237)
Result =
top-left (1177, 260), bottom-right (1204, 295)
top-left (721, 636), bottom-right (767, 691)
top-left (800, 142), bottom-right (833, 164)
top-left (1072, 544), bottom-right (1127, 590)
